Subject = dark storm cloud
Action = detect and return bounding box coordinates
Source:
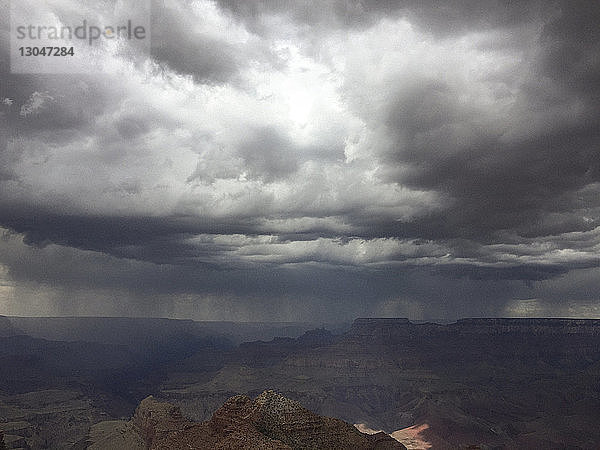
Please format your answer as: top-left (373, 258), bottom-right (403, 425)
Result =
top-left (149, 0), bottom-right (287, 84)
top-left (0, 0), bottom-right (599, 320)
top-left (150, 0), bottom-right (244, 83)
top-left (0, 228), bottom-right (536, 320)
top-left (332, 0), bottom-right (600, 244)
top-left (215, 0), bottom-right (545, 36)
top-left (386, 120), bottom-right (600, 237)
top-left (539, 0), bottom-right (600, 99)
top-left (1, 76), bottom-right (120, 140)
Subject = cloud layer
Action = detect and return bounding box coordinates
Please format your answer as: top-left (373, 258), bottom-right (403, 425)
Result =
top-left (0, 0), bottom-right (599, 320)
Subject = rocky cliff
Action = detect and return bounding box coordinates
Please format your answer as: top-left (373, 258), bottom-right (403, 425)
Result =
top-left (452, 317), bottom-right (600, 335)
top-left (348, 317), bottom-right (600, 339)
top-left (89, 391), bottom-right (405, 449)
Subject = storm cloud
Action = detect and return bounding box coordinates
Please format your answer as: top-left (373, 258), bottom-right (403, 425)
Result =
top-left (0, 0), bottom-right (599, 321)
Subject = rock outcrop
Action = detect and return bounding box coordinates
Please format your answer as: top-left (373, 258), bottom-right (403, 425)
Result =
top-left (127, 391), bottom-right (405, 449)
top-left (252, 390), bottom-right (402, 449)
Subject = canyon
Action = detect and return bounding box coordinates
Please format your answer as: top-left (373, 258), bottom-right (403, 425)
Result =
top-left (1, 316), bottom-right (599, 448)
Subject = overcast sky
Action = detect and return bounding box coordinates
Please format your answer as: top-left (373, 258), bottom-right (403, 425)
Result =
top-left (0, 0), bottom-right (599, 321)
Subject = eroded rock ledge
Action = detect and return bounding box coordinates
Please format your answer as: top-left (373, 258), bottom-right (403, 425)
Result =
top-left (128, 390), bottom-right (405, 449)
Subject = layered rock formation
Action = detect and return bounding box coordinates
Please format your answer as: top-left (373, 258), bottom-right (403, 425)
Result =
top-left (349, 317), bottom-right (600, 339)
top-left (160, 318), bottom-right (600, 448)
top-left (90, 391), bottom-right (405, 449)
